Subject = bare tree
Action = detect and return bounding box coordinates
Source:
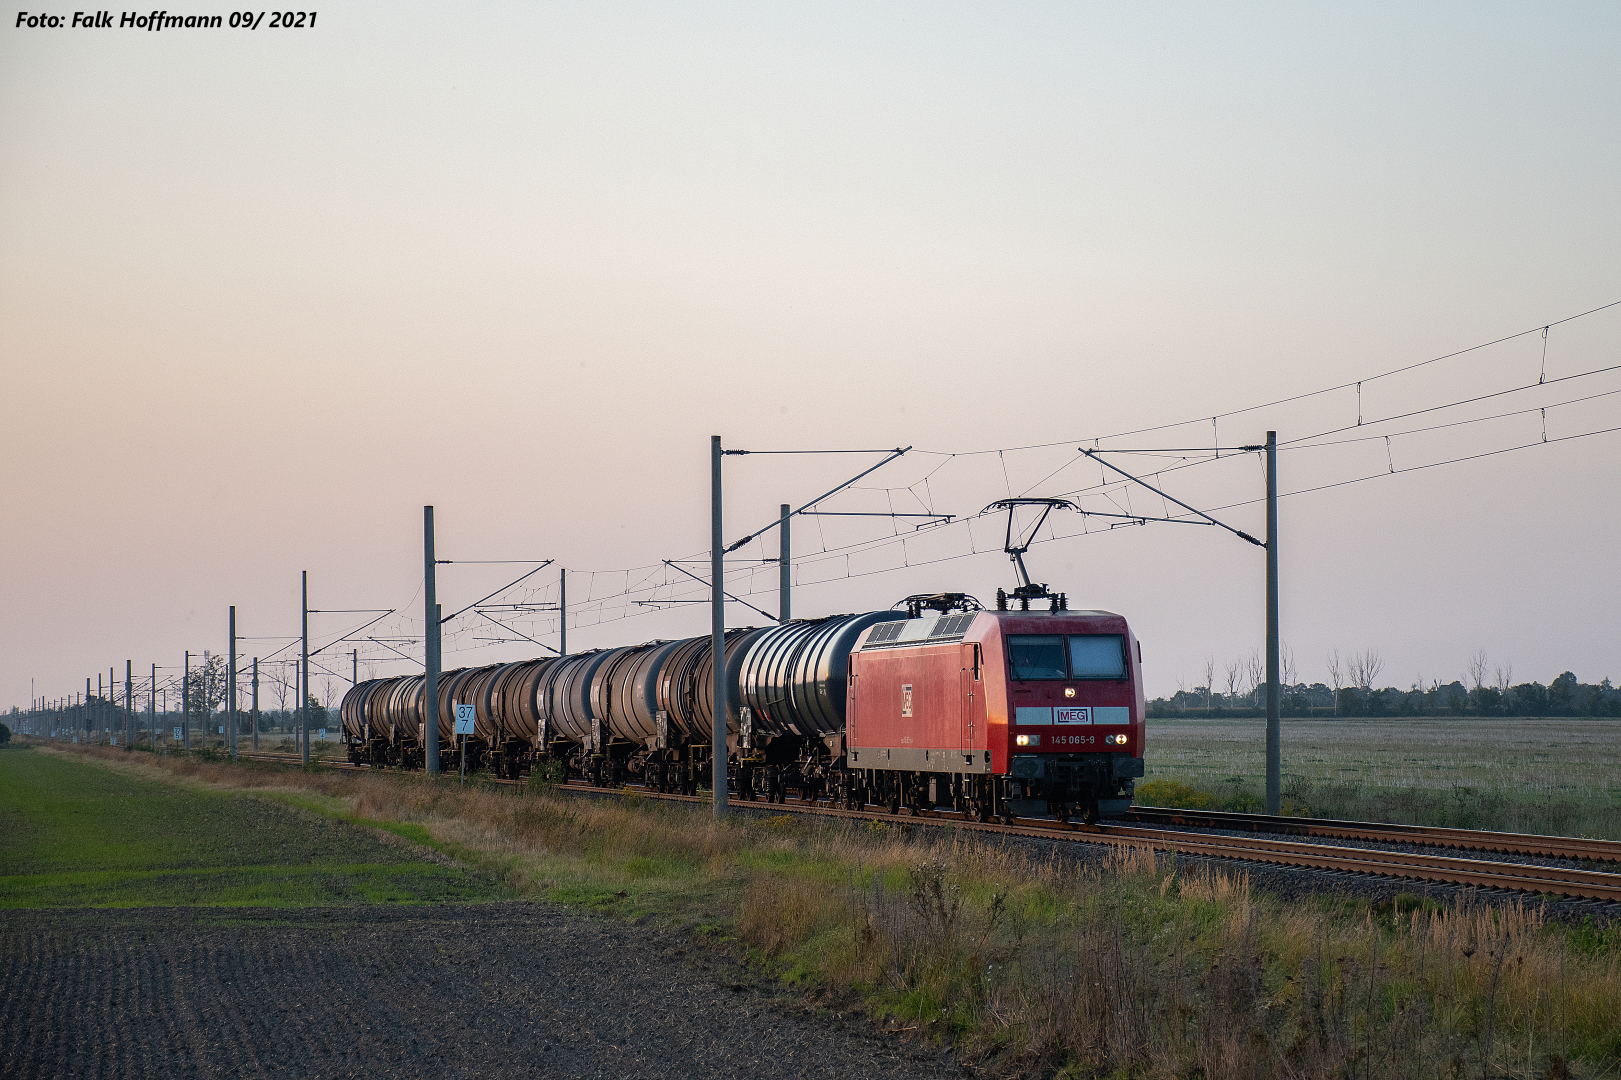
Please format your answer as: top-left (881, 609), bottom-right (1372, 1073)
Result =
top-left (268, 661), bottom-right (291, 713)
top-left (1327, 649), bottom-right (1345, 717)
top-left (1203, 657), bottom-right (1215, 712)
top-left (1494, 662), bottom-right (1512, 695)
top-left (1224, 660), bottom-right (1242, 706)
top-left (1348, 648), bottom-right (1383, 691)
top-left (1281, 642), bottom-right (1298, 688)
top-left (1244, 648), bottom-right (1265, 706)
top-left (1466, 649), bottom-right (1489, 692)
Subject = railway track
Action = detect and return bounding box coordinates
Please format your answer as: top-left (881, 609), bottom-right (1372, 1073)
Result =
top-left (232, 750), bottom-right (1621, 903)
top-left (1126, 806), bottom-right (1621, 864)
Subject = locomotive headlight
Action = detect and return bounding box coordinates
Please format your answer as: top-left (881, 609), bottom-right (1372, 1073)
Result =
top-left (1016, 734), bottom-right (1040, 746)
top-left (1016, 734), bottom-right (1030, 746)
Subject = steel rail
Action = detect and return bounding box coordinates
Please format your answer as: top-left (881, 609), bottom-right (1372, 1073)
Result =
top-left (1128, 806), bottom-right (1621, 864)
top-left (1096, 824), bottom-right (1621, 902)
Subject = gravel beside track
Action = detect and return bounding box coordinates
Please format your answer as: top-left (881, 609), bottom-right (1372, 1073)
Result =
top-left (0, 903), bottom-right (961, 1080)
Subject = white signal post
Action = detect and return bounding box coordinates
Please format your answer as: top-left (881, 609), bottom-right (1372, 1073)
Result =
top-left (454, 703), bottom-right (475, 783)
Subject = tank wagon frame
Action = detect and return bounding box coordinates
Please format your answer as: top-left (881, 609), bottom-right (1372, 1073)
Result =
top-left (340, 597), bottom-right (1145, 823)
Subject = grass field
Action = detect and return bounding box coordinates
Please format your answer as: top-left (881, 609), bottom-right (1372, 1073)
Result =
top-left (0, 745), bottom-right (500, 907)
top-left (20, 739), bottom-right (1620, 1079)
top-left (1142, 717), bottom-right (1621, 838)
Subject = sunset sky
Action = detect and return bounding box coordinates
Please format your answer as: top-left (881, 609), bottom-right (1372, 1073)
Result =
top-left (3, 3), bottom-right (1617, 709)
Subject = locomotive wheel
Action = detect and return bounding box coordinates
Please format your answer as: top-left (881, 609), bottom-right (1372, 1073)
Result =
top-left (1053, 803), bottom-right (1071, 824)
top-left (1081, 799), bottom-right (1100, 825)
top-left (886, 792), bottom-right (902, 815)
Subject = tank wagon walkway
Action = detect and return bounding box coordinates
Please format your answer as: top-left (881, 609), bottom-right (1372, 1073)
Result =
top-left (0, 903), bottom-right (961, 1080)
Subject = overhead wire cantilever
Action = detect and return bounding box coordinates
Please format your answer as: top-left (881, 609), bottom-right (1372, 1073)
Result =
top-left (662, 560), bottom-right (781, 623)
top-left (1080, 448), bottom-right (1264, 547)
top-left (722, 446), bottom-right (911, 553)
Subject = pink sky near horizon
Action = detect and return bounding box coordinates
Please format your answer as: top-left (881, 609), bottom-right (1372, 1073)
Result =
top-left (2, 3), bottom-right (1618, 710)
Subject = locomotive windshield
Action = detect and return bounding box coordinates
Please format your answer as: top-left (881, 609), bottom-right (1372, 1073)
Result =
top-left (1008, 635), bottom-right (1066, 680)
top-left (1008, 634), bottom-right (1127, 680)
top-left (1069, 634), bottom-right (1127, 679)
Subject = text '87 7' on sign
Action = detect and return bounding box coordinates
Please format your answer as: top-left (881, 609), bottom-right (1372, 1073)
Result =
top-left (454, 704), bottom-right (475, 736)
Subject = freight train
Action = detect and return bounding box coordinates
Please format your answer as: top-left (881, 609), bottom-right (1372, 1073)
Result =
top-left (339, 593), bottom-right (1145, 823)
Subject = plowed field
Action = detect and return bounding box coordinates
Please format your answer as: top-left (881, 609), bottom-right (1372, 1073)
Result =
top-left (0, 903), bottom-right (958, 1079)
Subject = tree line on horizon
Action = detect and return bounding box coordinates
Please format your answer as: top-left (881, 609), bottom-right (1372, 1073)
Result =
top-left (1153, 647), bottom-right (1620, 718)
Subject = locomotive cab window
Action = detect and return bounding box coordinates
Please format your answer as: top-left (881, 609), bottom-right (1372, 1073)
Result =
top-left (1069, 635), bottom-right (1127, 679)
top-left (1007, 635), bottom-right (1067, 680)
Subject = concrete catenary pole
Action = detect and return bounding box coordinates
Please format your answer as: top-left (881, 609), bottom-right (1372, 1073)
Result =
top-left (301, 572), bottom-right (310, 767)
top-left (424, 506), bottom-right (441, 775)
top-left (710, 436), bottom-right (727, 818)
top-left (182, 652), bottom-right (190, 750)
top-left (1265, 431), bottom-right (1281, 815)
top-left (150, 663), bottom-right (156, 751)
top-left (228, 606), bottom-right (237, 759)
top-left (779, 503), bottom-right (791, 623)
top-left (558, 568), bottom-right (567, 656)
top-left (251, 658), bottom-right (259, 751)
top-left (125, 660), bottom-right (132, 748)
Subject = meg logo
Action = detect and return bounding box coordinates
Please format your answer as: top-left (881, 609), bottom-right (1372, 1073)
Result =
top-left (1054, 707), bottom-right (1092, 724)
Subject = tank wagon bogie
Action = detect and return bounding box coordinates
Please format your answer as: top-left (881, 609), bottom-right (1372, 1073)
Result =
top-left (338, 596), bottom-right (1146, 824)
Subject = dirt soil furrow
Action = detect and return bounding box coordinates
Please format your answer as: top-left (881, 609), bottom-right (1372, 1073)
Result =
top-left (0, 902), bottom-right (960, 1080)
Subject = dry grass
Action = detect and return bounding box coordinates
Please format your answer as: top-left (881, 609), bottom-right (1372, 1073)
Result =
top-left (44, 742), bottom-right (1621, 1078)
top-left (1146, 718), bottom-right (1621, 837)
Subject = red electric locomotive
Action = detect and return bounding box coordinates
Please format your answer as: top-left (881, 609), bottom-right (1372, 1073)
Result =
top-left (841, 594), bottom-right (1145, 823)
